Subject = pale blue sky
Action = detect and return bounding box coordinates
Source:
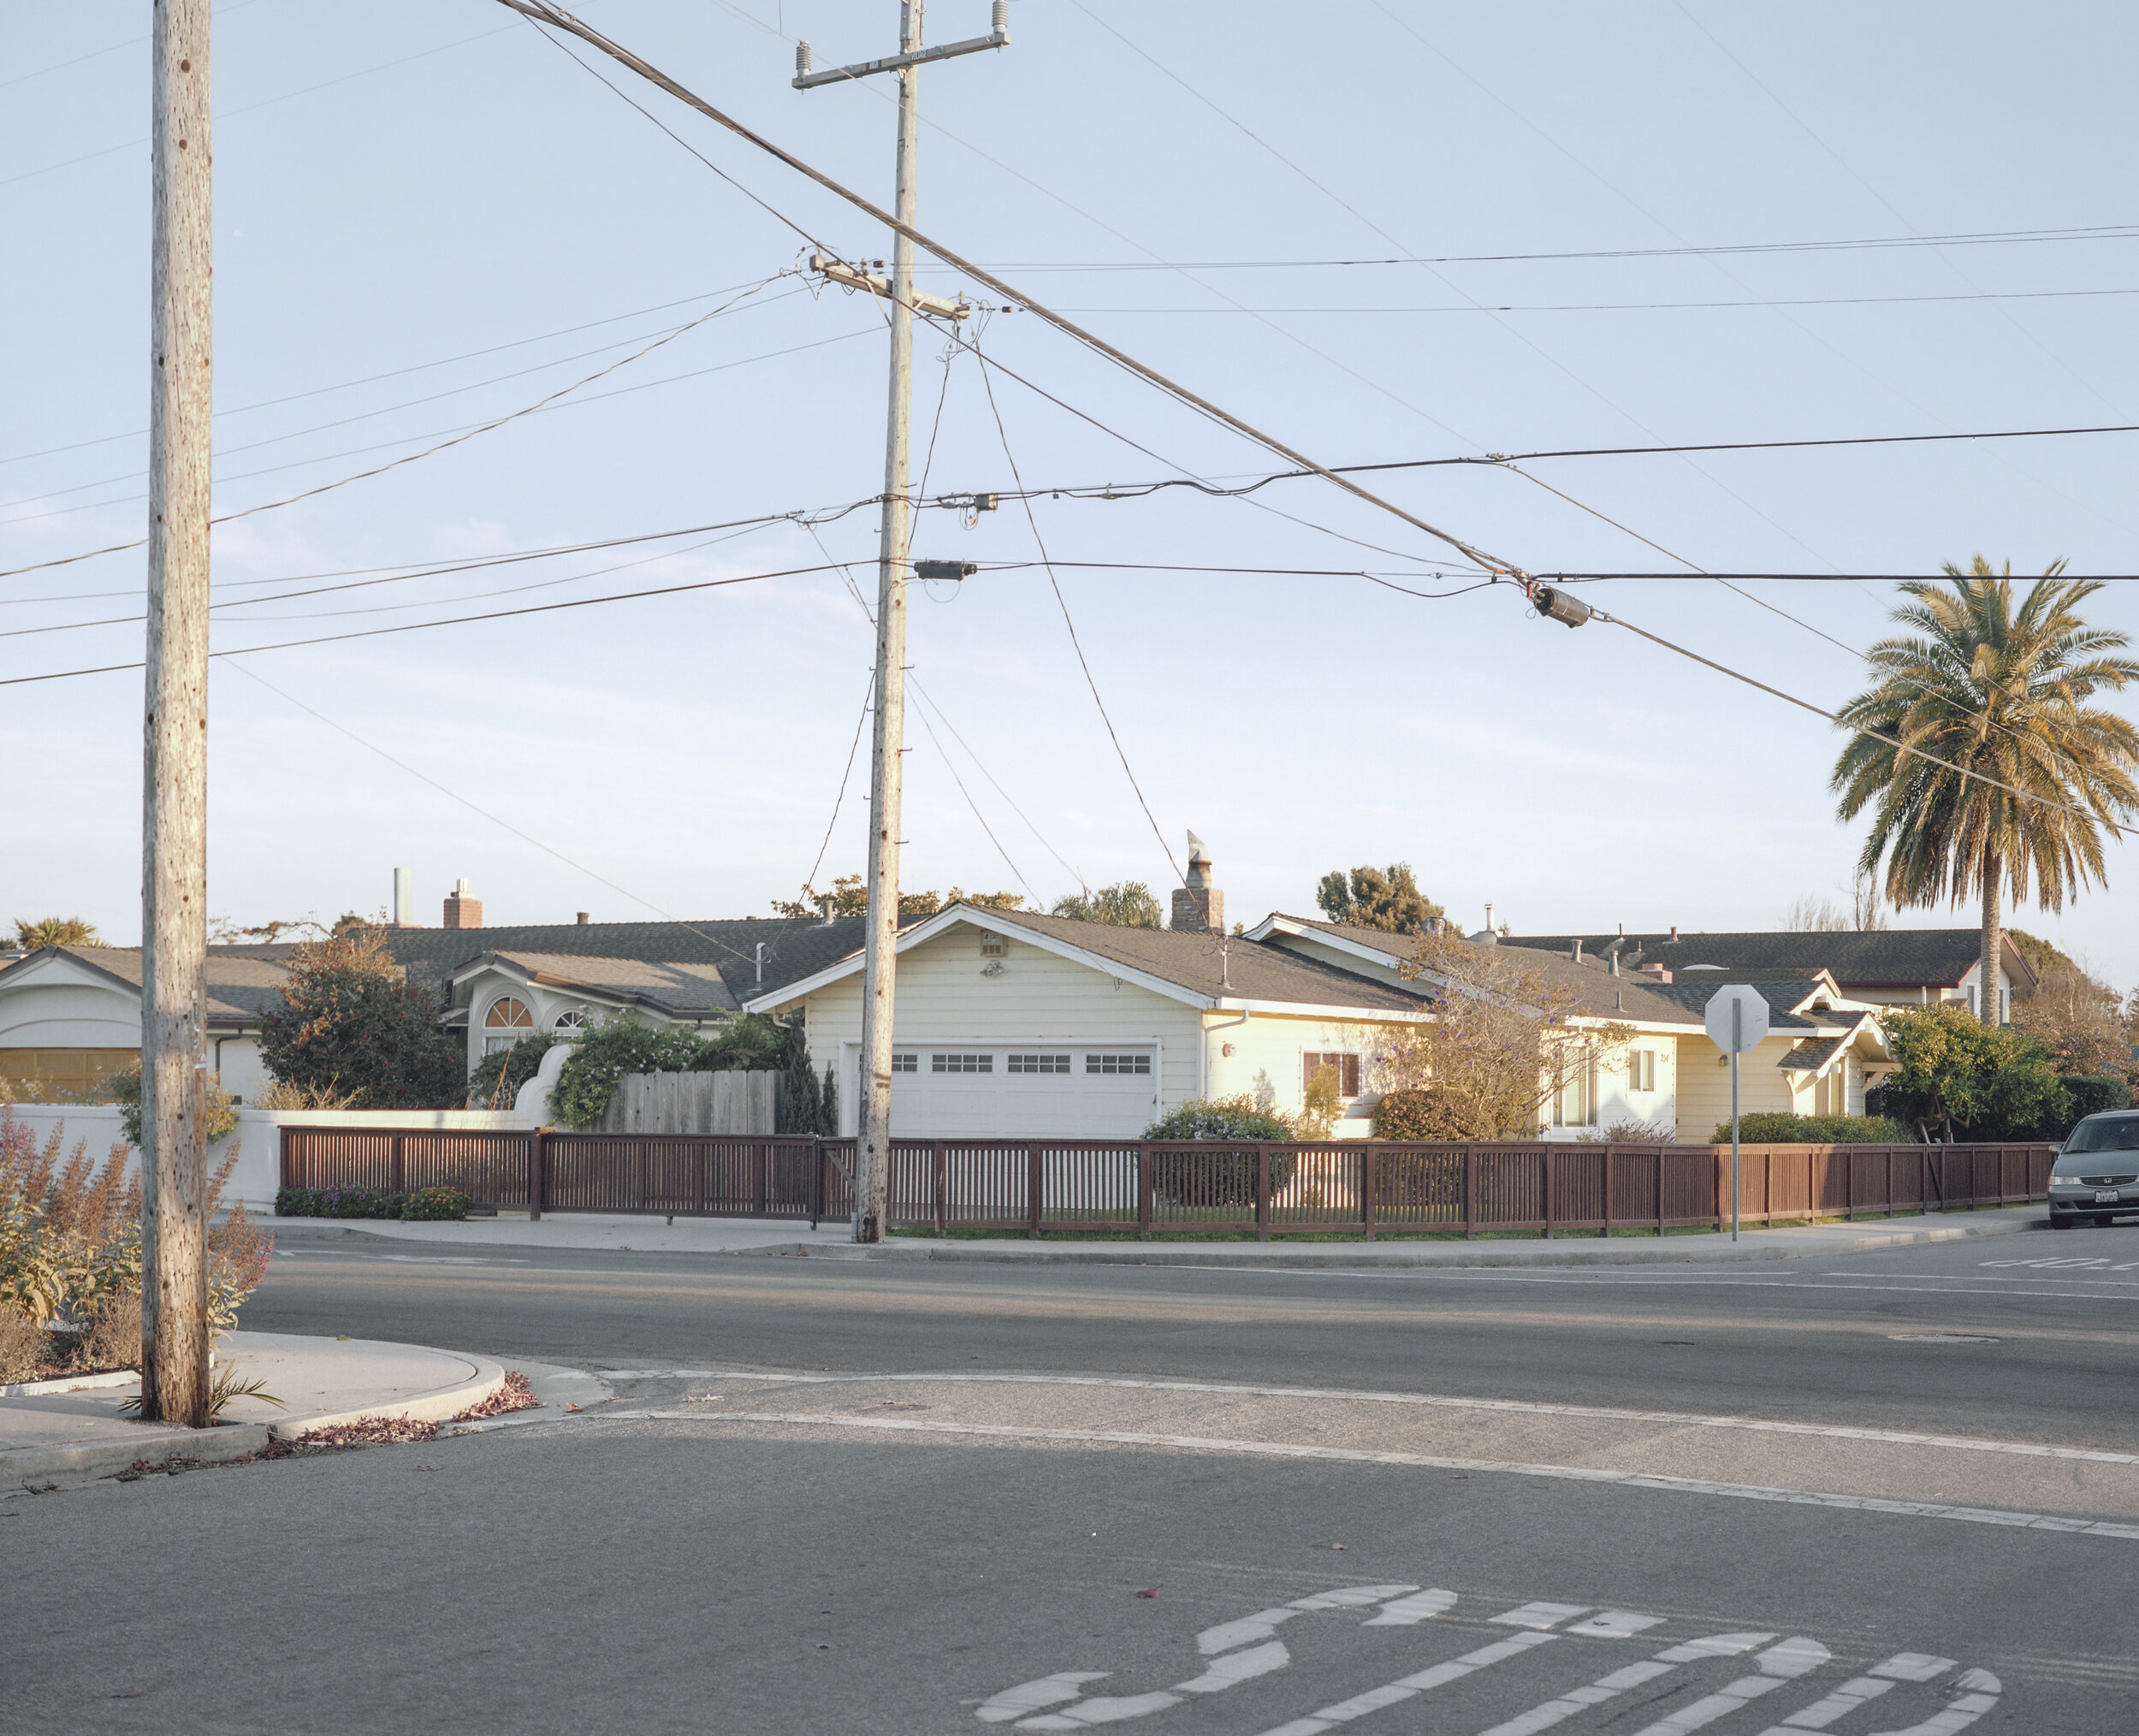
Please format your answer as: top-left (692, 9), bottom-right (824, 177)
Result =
top-left (3, 2), bottom-right (2136, 982)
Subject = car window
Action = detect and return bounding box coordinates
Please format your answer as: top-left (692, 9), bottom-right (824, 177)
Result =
top-left (2063, 1117), bottom-right (2139, 1155)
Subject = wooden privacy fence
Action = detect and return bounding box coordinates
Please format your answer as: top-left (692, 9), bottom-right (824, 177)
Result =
top-left (279, 1129), bottom-right (2055, 1238)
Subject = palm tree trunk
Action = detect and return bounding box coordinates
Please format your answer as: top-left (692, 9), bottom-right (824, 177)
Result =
top-left (1979, 848), bottom-right (2003, 1028)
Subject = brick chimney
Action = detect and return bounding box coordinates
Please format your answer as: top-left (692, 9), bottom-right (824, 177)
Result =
top-left (443, 877), bottom-right (483, 929)
top-left (1170, 831), bottom-right (1224, 933)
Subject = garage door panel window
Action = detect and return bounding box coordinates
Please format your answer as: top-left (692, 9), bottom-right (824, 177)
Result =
top-left (892, 1052), bottom-right (916, 1073)
top-left (1008, 1053), bottom-right (1070, 1075)
top-left (1086, 1053), bottom-right (1150, 1075)
top-left (933, 1053), bottom-right (993, 1074)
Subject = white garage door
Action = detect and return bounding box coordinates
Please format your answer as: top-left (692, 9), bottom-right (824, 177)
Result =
top-left (868, 1046), bottom-right (1159, 1139)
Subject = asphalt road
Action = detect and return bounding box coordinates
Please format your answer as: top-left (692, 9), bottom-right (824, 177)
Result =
top-left (9, 1224), bottom-right (2138, 1733)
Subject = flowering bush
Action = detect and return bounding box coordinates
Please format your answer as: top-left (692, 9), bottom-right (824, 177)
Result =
top-left (400, 1186), bottom-right (469, 1222)
top-left (276, 1185), bottom-right (406, 1219)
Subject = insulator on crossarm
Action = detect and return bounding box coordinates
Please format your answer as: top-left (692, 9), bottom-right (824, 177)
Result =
top-left (796, 41), bottom-right (813, 77)
top-left (992, 2), bottom-right (1010, 41)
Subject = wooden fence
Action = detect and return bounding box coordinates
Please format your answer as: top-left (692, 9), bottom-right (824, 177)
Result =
top-left (278, 1130), bottom-right (2055, 1238)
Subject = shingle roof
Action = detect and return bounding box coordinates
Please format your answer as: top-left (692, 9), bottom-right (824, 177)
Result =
top-left (380, 916), bottom-right (867, 1003)
top-left (960, 908), bottom-right (1432, 1013)
top-left (1500, 928), bottom-right (2030, 989)
top-left (1271, 915), bottom-right (1707, 1027)
top-left (1777, 1037), bottom-right (1846, 1072)
top-left (57, 946), bottom-right (293, 1022)
top-left (472, 951), bottom-right (738, 1019)
top-left (1621, 979), bottom-right (1830, 1033)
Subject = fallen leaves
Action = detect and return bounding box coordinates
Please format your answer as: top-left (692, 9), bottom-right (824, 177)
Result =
top-left (454, 1370), bottom-right (541, 1422)
top-left (1135, 1589), bottom-right (1158, 1599)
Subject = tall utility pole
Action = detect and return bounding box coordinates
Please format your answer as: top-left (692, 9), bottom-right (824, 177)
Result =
top-left (793, 3), bottom-right (1008, 1242)
top-left (140, 0), bottom-right (214, 1426)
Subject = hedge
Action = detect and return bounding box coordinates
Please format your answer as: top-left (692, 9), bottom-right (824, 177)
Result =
top-left (275, 1185), bottom-right (469, 1221)
top-left (1709, 1112), bottom-right (1914, 1146)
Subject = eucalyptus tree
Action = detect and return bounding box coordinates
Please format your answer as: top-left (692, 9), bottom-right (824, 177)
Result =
top-left (1832, 560), bottom-right (2139, 1026)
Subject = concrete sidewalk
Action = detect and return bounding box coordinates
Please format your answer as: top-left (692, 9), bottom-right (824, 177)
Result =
top-left (0, 1329), bottom-right (596, 1488)
top-left (264, 1204), bottom-right (2047, 1266)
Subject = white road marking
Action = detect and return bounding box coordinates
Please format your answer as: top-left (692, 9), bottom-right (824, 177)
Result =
top-left (1474, 1631), bottom-right (1774, 1736)
top-left (1018, 1688), bottom-right (1179, 1727)
top-left (1250, 1631), bottom-right (1559, 1736)
top-left (650, 1368), bottom-right (2139, 1467)
top-left (1858, 1668), bottom-right (2000, 1736)
top-left (1565, 1610), bottom-right (1667, 1638)
top-left (1887, 1336), bottom-right (1998, 1343)
top-left (1361, 1590), bottom-right (1456, 1626)
top-left (1173, 1640), bottom-right (1289, 1694)
top-left (1493, 1603), bottom-right (1591, 1630)
top-left (628, 1408), bottom-right (2139, 1542)
top-left (977, 1674), bottom-right (1108, 1723)
top-left (1757, 1651), bottom-right (1959, 1734)
top-left (1626, 1638), bottom-right (1828, 1735)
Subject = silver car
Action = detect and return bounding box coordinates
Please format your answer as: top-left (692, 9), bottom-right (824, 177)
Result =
top-left (2047, 1111), bottom-right (2139, 1228)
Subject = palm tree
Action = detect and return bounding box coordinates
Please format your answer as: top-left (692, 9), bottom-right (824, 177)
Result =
top-left (1832, 559), bottom-right (2139, 1025)
top-left (13, 915), bottom-right (98, 950)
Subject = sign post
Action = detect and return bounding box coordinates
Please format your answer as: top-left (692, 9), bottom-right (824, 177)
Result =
top-left (1704, 986), bottom-right (1769, 1241)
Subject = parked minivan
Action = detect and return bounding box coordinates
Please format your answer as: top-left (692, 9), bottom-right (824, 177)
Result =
top-left (2047, 1112), bottom-right (2139, 1228)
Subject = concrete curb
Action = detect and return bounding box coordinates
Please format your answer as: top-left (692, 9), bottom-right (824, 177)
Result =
top-left (811, 1209), bottom-right (2045, 1271)
top-left (267, 1353), bottom-right (507, 1441)
top-left (3, 1423), bottom-right (273, 1488)
top-left (441, 1361), bottom-right (613, 1436)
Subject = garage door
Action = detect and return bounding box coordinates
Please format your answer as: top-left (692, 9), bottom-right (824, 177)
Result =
top-left (873, 1046), bottom-right (1159, 1139)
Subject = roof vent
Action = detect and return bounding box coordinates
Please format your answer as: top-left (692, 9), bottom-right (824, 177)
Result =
top-left (576, 911), bottom-right (590, 926)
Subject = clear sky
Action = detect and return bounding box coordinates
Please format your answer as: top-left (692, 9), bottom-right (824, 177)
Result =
top-left (4, 1), bottom-right (2136, 985)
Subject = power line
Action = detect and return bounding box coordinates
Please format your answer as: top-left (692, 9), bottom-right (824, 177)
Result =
top-left (972, 343), bottom-right (1182, 887)
top-left (1544, 571), bottom-right (2139, 583)
top-left (803, 672), bottom-right (875, 899)
top-left (0, 558), bottom-right (844, 688)
top-left (1024, 285), bottom-right (2139, 316)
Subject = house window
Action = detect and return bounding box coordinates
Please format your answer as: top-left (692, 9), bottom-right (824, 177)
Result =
top-left (1627, 1049), bottom-right (1656, 1093)
top-left (1301, 1052), bottom-right (1361, 1098)
top-left (980, 932), bottom-right (1007, 957)
top-left (2000, 987), bottom-right (2010, 1024)
top-left (1552, 1049), bottom-right (1597, 1127)
top-left (553, 1008), bottom-right (588, 1034)
top-left (1086, 1053), bottom-right (1151, 1075)
top-left (1008, 1053), bottom-right (1070, 1074)
top-left (483, 995), bottom-right (533, 1056)
top-left (932, 1053), bottom-right (992, 1074)
top-left (892, 1052), bottom-right (917, 1073)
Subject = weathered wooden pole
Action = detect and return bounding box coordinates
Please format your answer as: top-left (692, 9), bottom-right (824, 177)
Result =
top-left (139, 0), bottom-right (213, 1427)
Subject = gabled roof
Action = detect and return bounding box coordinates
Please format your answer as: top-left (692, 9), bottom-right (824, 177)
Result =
top-left (1252, 915), bottom-right (1707, 1028)
top-left (452, 951), bottom-right (738, 1020)
top-left (746, 904), bottom-right (1432, 1016)
top-left (1776, 1036), bottom-right (1846, 1073)
top-left (0, 945), bottom-right (292, 1024)
top-left (1500, 927), bottom-right (2038, 991)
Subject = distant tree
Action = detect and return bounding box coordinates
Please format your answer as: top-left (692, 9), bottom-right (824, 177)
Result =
top-left (2013, 957), bottom-right (2130, 1078)
top-left (1833, 561), bottom-right (2139, 1027)
top-left (772, 874), bottom-right (1021, 921)
top-left (2006, 927), bottom-right (2079, 981)
top-left (257, 929), bottom-right (465, 1111)
top-left (1782, 873), bottom-right (1890, 933)
top-left (1051, 881), bottom-right (1162, 927)
top-left (14, 916), bottom-right (98, 950)
top-left (777, 1019), bottom-right (822, 1135)
top-left (1315, 863), bottom-right (1443, 934)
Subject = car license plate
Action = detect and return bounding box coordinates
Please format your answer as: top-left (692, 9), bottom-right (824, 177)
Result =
top-left (2097, 1189), bottom-right (2122, 1204)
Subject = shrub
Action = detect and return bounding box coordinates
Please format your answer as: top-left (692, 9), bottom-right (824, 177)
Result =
top-left (1146, 1096), bottom-right (1297, 1207)
top-left (549, 1015), bottom-right (713, 1128)
top-left (1712, 1112), bottom-right (1915, 1146)
top-left (2060, 1074), bottom-right (2132, 1125)
top-left (77, 1291), bottom-right (140, 1373)
top-left (1878, 1002), bottom-right (2069, 1142)
top-left (0, 1307), bottom-right (50, 1383)
top-left (1574, 1117), bottom-right (1678, 1145)
top-left (1372, 1089), bottom-right (1452, 1141)
top-left (258, 928), bottom-right (465, 1110)
top-left (104, 1066), bottom-right (239, 1147)
top-left (276, 1185), bottom-right (408, 1220)
top-left (400, 1186), bottom-right (469, 1222)
top-left (697, 1013), bottom-right (786, 1072)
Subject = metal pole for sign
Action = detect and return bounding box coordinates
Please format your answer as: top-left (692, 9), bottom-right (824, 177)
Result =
top-left (1730, 999), bottom-right (1741, 1241)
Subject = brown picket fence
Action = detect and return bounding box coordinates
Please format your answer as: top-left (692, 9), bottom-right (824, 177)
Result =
top-left (277, 1128), bottom-right (2055, 1238)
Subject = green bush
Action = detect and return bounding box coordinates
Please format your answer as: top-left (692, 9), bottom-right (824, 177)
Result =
top-left (1145, 1096), bottom-right (1297, 1208)
top-left (2059, 1075), bottom-right (2132, 1124)
top-left (101, 1067), bottom-right (239, 1146)
top-left (1878, 1002), bottom-right (2069, 1142)
top-left (549, 1016), bottom-right (712, 1128)
top-left (274, 1185), bottom-right (406, 1219)
top-left (1372, 1089), bottom-right (1451, 1141)
top-left (258, 930), bottom-right (465, 1110)
top-left (1711, 1112), bottom-right (1914, 1146)
top-left (400, 1186), bottom-right (469, 1222)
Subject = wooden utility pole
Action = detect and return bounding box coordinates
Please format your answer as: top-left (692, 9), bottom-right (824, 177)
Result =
top-left (791, 3), bottom-right (1008, 1242)
top-left (140, 0), bottom-right (213, 1427)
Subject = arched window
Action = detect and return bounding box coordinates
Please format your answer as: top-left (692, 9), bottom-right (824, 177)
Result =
top-left (483, 996), bottom-right (533, 1055)
top-left (553, 1007), bottom-right (588, 1035)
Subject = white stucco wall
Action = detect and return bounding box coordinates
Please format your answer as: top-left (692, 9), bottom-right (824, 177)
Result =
top-left (0, 975), bottom-right (140, 1050)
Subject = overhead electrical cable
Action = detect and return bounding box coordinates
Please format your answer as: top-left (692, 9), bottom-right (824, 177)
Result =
top-left (972, 342), bottom-right (1183, 887)
top-left (0, 276), bottom-right (800, 574)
